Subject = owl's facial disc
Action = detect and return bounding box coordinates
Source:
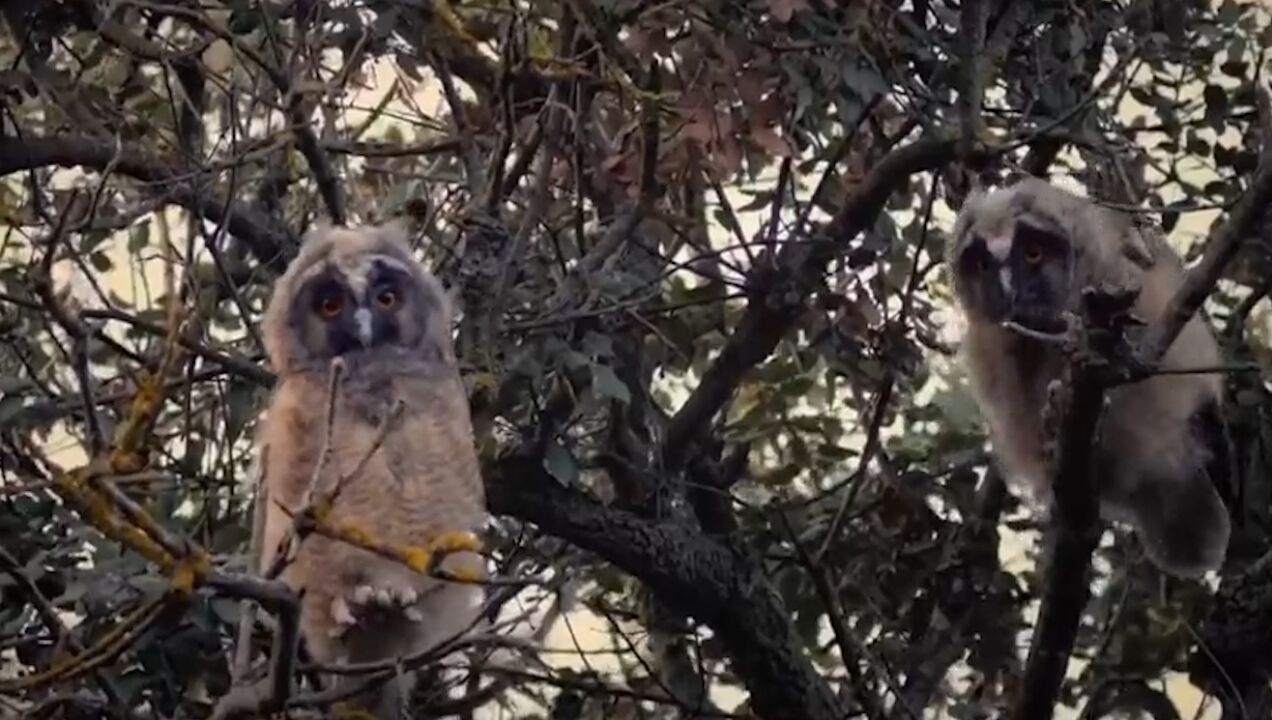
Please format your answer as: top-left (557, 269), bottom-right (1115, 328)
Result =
top-left (295, 255), bottom-right (434, 361)
top-left (958, 221), bottom-right (1073, 329)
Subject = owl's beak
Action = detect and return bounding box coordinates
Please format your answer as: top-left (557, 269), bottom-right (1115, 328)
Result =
top-left (354, 307), bottom-right (374, 346)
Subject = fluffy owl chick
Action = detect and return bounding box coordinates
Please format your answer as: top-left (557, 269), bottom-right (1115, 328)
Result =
top-left (947, 177), bottom-right (1232, 578)
top-left (257, 224), bottom-right (487, 717)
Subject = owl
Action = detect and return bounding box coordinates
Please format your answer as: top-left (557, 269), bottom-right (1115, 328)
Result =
top-left (946, 177), bottom-right (1232, 578)
top-left (256, 224), bottom-right (487, 717)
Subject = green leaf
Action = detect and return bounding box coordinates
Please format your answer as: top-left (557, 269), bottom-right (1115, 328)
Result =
top-left (0, 394), bottom-right (29, 426)
top-left (581, 331), bottom-right (614, 360)
top-left (561, 350), bottom-right (590, 370)
top-left (227, 1), bottom-right (261, 34)
top-left (755, 464), bottom-right (800, 486)
top-left (89, 251), bottom-right (113, 272)
top-left (78, 229), bottom-right (110, 254)
top-left (591, 364), bottom-right (630, 404)
top-left (1203, 84), bottom-right (1229, 124)
top-left (816, 443), bottom-right (855, 462)
top-left (127, 223), bottom-right (150, 253)
top-left (224, 381), bottom-right (258, 444)
top-left (543, 441), bottom-right (579, 486)
top-left (781, 375), bottom-right (816, 398)
top-left (735, 189), bottom-right (775, 212)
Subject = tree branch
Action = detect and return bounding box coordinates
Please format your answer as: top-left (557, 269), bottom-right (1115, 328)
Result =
top-left (0, 135), bottom-right (295, 270)
top-left (1144, 82), bottom-right (1272, 361)
top-left (1010, 356), bottom-right (1105, 720)
top-left (1013, 79), bottom-right (1272, 720)
top-left (484, 452), bottom-right (845, 720)
top-left (661, 134), bottom-right (959, 470)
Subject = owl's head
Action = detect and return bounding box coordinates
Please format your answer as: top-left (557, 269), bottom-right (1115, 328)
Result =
top-left (949, 177), bottom-right (1115, 330)
top-left (262, 224), bottom-right (455, 375)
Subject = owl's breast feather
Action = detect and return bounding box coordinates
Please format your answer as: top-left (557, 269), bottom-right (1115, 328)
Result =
top-left (324, 395), bottom-right (486, 543)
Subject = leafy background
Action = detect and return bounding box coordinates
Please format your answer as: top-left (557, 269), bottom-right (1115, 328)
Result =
top-left (1, 1), bottom-right (1272, 719)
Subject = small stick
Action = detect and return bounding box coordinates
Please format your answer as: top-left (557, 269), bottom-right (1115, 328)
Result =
top-left (264, 359), bottom-right (345, 581)
top-left (325, 397), bottom-right (406, 506)
top-left (1002, 320), bottom-right (1072, 346)
top-left (230, 459), bottom-right (270, 683)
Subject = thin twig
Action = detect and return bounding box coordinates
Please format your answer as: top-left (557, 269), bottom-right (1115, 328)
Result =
top-left (231, 463), bottom-right (270, 683)
top-left (815, 373), bottom-right (895, 561)
top-left (0, 547), bottom-right (125, 705)
top-left (264, 359), bottom-right (345, 581)
top-left (29, 191), bottom-right (108, 453)
top-left (1002, 320), bottom-right (1072, 345)
top-left (326, 398), bottom-right (406, 505)
top-left (431, 50), bottom-right (487, 194)
top-left (0, 594), bottom-right (169, 692)
top-left (778, 513), bottom-right (892, 720)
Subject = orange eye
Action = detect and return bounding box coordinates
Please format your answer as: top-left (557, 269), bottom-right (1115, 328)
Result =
top-left (376, 289), bottom-right (397, 309)
top-left (1024, 245), bottom-right (1043, 264)
top-left (319, 295), bottom-right (344, 318)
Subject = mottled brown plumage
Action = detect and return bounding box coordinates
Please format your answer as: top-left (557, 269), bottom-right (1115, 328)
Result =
top-left (257, 224), bottom-right (486, 717)
top-left (948, 177), bottom-right (1231, 578)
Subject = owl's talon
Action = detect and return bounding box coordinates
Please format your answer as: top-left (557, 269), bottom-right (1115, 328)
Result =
top-left (351, 585), bottom-right (375, 605)
top-left (331, 596), bottom-right (357, 626)
top-left (349, 582), bottom-right (419, 613)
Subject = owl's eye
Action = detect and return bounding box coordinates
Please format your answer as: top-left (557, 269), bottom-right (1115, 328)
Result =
top-left (319, 295), bottom-right (344, 318)
top-left (375, 289), bottom-right (398, 309)
top-left (1024, 245), bottom-right (1044, 264)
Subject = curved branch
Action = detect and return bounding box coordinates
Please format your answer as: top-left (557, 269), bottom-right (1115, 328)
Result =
top-left (0, 135), bottom-right (295, 271)
top-left (484, 453), bottom-right (844, 720)
top-left (1144, 108), bottom-right (1272, 359)
top-left (661, 134), bottom-right (959, 469)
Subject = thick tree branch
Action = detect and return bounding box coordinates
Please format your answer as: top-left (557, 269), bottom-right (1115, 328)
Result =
top-left (484, 453), bottom-right (844, 720)
top-left (1010, 358), bottom-right (1105, 720)
top-left (0, 135), bottom-right (295, 270)
top-left (958, 0), bottom-right (989, 159)
top-left (661, 134), bottom-right (959, 470)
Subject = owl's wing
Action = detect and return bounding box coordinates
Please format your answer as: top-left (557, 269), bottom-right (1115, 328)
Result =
top-left (252, 444), bottom-right (292, 575)
top-left (245, 451), bottom-right (270, 570)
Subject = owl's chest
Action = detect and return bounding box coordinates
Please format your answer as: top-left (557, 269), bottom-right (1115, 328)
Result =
top-left (325, 407), bottom-right (443, 491)
top-left (326, 398), bottom-right (480, 522)
top-left (336, 373), bottom-right (401, 425)
top-left (321, 423), bottom-right (461, 531)
top-left (1007, 336), bottom-right (1063, 403)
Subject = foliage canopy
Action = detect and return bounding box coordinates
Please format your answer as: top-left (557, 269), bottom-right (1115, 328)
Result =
top-left (1, 1), bottom-right (1272, 719)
